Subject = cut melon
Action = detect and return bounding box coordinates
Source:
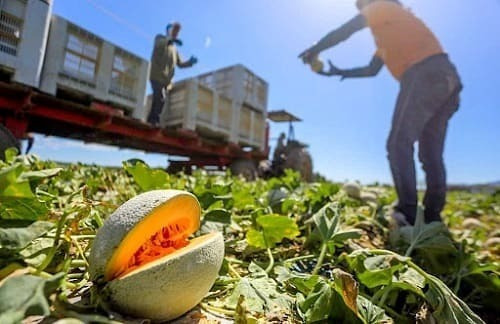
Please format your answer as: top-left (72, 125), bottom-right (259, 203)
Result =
top-left (88, 190), bottom-right (224, 321)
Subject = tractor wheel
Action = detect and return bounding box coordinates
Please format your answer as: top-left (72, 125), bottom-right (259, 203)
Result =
top-left (283, 146), bottom-right (313, 182)
top-left (0, 124), bottom-right (20, 161)
top-left (230, 159), bottom-right (258, 181)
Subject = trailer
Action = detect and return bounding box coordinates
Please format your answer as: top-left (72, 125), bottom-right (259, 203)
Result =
top-left (0, 0), bottom-right (312, 179)
top-left (0, 80), bottom-right (269, 171)
top-left (0, 0), bottom-right (269, 173)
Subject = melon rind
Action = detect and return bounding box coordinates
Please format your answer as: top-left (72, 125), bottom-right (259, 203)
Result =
top-left (343, 182), bottom-right (362, 199)
top-left (104, 232), bottom-right (224, 321)
top-left (88, 190), bottom-right (200, 282)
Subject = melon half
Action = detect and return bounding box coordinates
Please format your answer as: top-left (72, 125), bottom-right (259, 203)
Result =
top-left (88, 190), bottom-right (224, 321)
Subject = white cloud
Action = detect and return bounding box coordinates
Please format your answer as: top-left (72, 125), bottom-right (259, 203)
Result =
top-left (204, 36), bottom-right (212, 48)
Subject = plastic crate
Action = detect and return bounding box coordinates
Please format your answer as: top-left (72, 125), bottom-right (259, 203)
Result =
top-left (39, 15), bottom-right (148, 113)
top-left (236, 104), bottom-right (266, 149)
top-left (197, 64), bottom-right (268, 113)
top-left (162, 79), bottom-right (234, 141)
top-left (0, 0), bottom-right (52, 87)
top-left (140, 77), bottom-right (267, 150)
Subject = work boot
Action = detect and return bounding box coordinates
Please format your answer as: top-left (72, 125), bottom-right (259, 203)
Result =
top-left (390, 210), bottom-right (410, 229)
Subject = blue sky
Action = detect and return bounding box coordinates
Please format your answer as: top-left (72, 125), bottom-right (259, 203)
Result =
top-left (32, 0), bottom-right (500, 184)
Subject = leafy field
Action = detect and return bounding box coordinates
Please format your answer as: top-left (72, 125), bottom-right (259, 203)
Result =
top-left (0, 149), bottom-right (499, 323)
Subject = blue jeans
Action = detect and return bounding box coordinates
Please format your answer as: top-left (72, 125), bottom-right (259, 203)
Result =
top-left (388, 54), bottom-right (462, 224)
top-left (147, 80), bottom-right (165, 125)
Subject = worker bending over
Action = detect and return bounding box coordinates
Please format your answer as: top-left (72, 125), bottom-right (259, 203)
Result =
top-left (148, 22), bottom-right (197, 126)
top-left (300, 0), bottom-right (462, 225)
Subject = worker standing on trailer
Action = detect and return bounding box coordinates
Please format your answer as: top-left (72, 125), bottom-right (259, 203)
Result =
top-left (148, 22), bottom-right (197, 126)
top-left (299, 0), bottom-right (462, 226)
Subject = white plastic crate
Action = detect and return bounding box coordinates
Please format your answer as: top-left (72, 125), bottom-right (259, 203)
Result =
top-left (139, 78), bottom-right (267, 150)
top-left (0, 0), bottom-right (52, 87)
top-left (40, 15), bottom-right (149, 113)
top-left (163, 79), bottom-right (234, 141)
top-left (197, 64), bottom-right (268, 113)
top-left (236, 103), bottom-right (266, 149)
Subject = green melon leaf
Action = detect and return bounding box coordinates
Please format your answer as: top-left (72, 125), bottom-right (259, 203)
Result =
top-left (396, 210), bottom-right (456, 257)
top-left (0, 221), bottom-right (53, 258)
top-left (4, 148), bottom-right (18, 164)
top-left (0, 273), bottom-right (64, 324)
top-left (247, 214), bottom-right (299, 249)
top-left (0, 164), bottom-right (33, 198)
top-left (225, 263), bottom-right (292, 313)
top-left (357, 295), bottom-right (393, 324)
top-left (298, 278), bottom-right (334, 323)
top-left (346, 252), bottom-right (406, 288)
top-left (123, 161), bottom-right (169, 191)
top-left (0, 196), bottom-right (48, 221)
top-left (18, 168), bottom-right (63, 181)
top-left (203, 208), bottom-right (231, 224)
top-left (426, 274), bottom-right (486, 324)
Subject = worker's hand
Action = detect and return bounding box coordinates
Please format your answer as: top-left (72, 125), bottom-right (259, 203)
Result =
top-left (316, 60), bottom-right (344, 77)
top-left (298, 45), bottom-right (320, 64)
top-left (189, 56), bottom-right (198, 66)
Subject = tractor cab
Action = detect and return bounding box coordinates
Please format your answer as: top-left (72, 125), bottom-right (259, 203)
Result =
top-left (268, 110), bottom-right (308, 148)
top-left (266, 110), bottom-right (313, 181)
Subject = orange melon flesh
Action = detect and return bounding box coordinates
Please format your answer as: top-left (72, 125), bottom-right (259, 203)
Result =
top-left (105, 195), bottom-right (200, 281)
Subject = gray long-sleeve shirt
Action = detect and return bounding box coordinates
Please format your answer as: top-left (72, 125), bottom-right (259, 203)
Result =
top-left (149, 35), bottom-right (191, 85)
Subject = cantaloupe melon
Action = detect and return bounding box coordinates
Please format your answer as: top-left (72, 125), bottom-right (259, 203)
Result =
top-left (343, 182), bottom-right (362, 199)
top-left (88, 190), bottom-right (224, 321)
top-left (360, 191), bottom-right (378, 204)
top-left (462, 218), bottom-right (483, 230)
top-left (310, 56), bottom-right (324, 73)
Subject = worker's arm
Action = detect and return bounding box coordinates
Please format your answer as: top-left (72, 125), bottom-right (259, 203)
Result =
top-left (299, 14), bottom-right (367, 62)
top-left (318, 55), bottom-right (384, 79)
top-left (177, 52), bottom-right (198, 68)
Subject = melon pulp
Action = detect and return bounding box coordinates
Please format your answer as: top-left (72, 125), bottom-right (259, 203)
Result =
top-left (88, 190), bottom-right (224, 321)
top-left (105, 194), bottom-right (200, 281)
top-left (105, 232), bottom-right (224, 321)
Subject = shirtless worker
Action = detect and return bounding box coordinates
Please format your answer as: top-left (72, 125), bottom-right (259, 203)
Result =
top-left (299, 0), bottom-right (462, 226)
top-left (147, 22), bottom-right (197, 126)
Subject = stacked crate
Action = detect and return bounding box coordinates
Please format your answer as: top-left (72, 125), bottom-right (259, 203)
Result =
top-left (161, 79), bottom-right (234, 141)
top-left (140, 65), bottom-right (268, 151)
top-left (197, 64), bottom-right (268, 150)
top-left (39, 15), bottom-right (149, 114)
top-left (0, 0), bottom-right (52, 87)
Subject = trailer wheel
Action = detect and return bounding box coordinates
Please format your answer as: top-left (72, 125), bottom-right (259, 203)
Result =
top-left (230, 159), bottom-right (258, 181)
top-left (0, 124), bottom-right (20, 161)
top-left (283, 147), bottom-right (313, 182)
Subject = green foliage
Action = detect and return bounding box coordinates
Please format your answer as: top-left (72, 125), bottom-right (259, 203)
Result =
top-left (346, 249), bottom-right (486, 324)
top-left (0, 273), bottom-right (64, 324)
top-left (203, 208), bottom-right (232, 224)
top-left (0, 221), bottom-right (53, 259)
top-left (309, 202), bottom-right (362, 246)
top-left (393, 210), bottom-right (456, 257)
top-left (0, 156), bottom-right (497, 323)
top-left (123, 161), bottom-right (169, 191)
top-left (288, 268), bottom-right (389, 323)
top-left (246, 214), bottom-right (299, 249)
top-left (224, 263), bottom-right (293, 313)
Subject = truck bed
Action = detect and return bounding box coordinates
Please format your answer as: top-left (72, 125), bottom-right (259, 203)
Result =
top-left (0, 81), bottom-right (268, 166)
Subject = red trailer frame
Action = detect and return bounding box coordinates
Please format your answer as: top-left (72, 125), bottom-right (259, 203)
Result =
top-left (0, 81), bottom-right (269, 168)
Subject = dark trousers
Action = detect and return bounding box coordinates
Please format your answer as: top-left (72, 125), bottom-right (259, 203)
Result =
top-left (388, 54), bottom-right (462, 224)
top-left (147, 80), bottom-right (165, 125)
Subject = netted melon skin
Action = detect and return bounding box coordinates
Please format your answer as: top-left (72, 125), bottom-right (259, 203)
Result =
top-left (343, 182), bottom-right (362, 199)
top-left (88, 190), bottom-right (198, 281)
top-left (104, 232), bottom-right (224, 321)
